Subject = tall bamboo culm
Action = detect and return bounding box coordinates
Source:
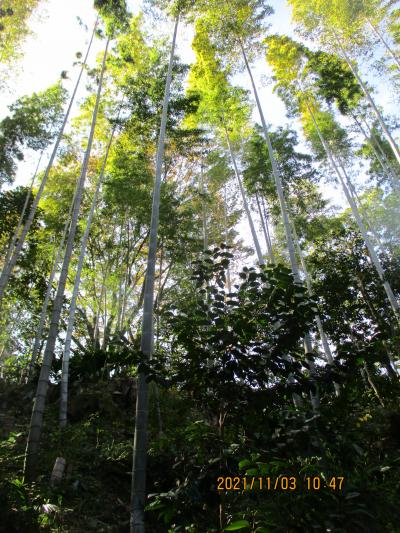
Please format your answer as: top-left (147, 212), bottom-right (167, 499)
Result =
top-left (60, 108), bottom-right (121, 428)
top-left (0, 18), bottom-right (99, 308)
top-left (23, 36), bottom-right (109, 481)
top-left (332, 29), bottom-right (400, 166)
top-left (224, 129), bottom-right (265, 265)
top-left (306, 100), bottom-right (399, 319)
top-left (239, 38), bottom-right (319, 411)
top-left (130, 15), bottom-right (179, 533)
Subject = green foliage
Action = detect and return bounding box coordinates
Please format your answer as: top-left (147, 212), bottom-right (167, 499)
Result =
top-left (307, 221), bottom-right (400, 357)
top-left (163, 247), bottom-right (317, 397)
top-left (0, 379), bottom-right (137, 531)
top-left (243, 125), bottom-right (317, 193)
top-left (301, 106), bottom-right (351, 160)
top-left (0, 477), bottom-right (41, 531)
top-left (356, 125), bottom-right (400, 189)
top-left (0, 187), bottom-right (32, 240)
top-left (265, 34), bottom-right (363, 116)
top-left (94, 0), bottom-right (130, 33)
top-left (140, 250), bottom-right (400, 532)
top-left (388, 7), bottom-right (400, 46)
top-left (0, 2), bottom-right (399, 532)
top-left (306, 50), bottom-right (363, 113)
top-left (287, 0), bottom-right (382, 44)
top-left (146, 0), bottom-right (200, 19)
top-left (0, 83), bottom-right (67, 186)
top-left (224, 520), bottom-right (250, 531)
top-left (0, 0), bottom-right (42, 71)
top-left (186, 23), bottom-right (252, 145)
top-left (195, 0), bottom-right (273, 66)
top-left (242, 125), bottom-right (328, 242)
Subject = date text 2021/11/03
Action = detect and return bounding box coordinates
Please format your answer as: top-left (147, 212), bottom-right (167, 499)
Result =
top-left (216, 476), bottom-right (344, 491)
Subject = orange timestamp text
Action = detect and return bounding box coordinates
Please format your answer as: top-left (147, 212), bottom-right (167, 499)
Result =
top-left (216, 476), bottom-right (344, 491)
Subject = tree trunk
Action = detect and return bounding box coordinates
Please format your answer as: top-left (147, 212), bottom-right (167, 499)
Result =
top-left (153, 246), bottom-right (165, 439)
top-left (116, 221), bottom-right (126, 332)
top-left (367, 18), bottom-right (400, 70)
top-left (260, 196), bottom-right (275, 261)
top-left (28, 196), bottom-right (75, 379)
top-left (28, 164), bottom-right (83, 379)
top-left (117, 220), bottom-right (131, 333)
top-left (223, 184), bottom-right (232, 293)
top-left (224, 129), bottom-right (265, 265)
top-left (332, 30), bottom-right (400, 166)
top-left (306, 102), bottom-right (400, 318)
top-left (1, 152), bottom-right (43, 281)
top-left (361, 116), bottom-right (400, 180)
top-left (200, 153), bottom-right (208, 251)
top-left (0, 18), bottom-right (98, 307)
top-left (239, 40), bottom-right (299, 274)
top-left (291, 221), bottom-right (340, 396)
top-left (255, 191), bottom-right (274, 262)
top-left (344, 170), bottom-right (388, 257)
top-left (130, 15), bottom-right (179, 533)
top-left (356, 271), bottom-right (398, 379)
top-left (240, 39), bottom-right (317, 410)
top-left (352, 112), bottom-right (400, 190)
top-left (363, 362), bottom-right (385, 407)
top-left (60, 108), bottom-right (120, 428)
top-left (23, 37), bottom-right (109, 481)
top-left (335, 158), bottom-right (399, 316)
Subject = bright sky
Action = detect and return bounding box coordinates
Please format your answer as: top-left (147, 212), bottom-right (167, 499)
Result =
top-left (1, 0), bottom-right (398, 261)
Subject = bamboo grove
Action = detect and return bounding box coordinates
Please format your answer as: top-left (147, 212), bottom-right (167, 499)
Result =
top-left (0, 0), bottom-right (399, 531)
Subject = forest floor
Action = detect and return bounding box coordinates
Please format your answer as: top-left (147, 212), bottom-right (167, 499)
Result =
top-left (0, 378), bottom-right (138, 532)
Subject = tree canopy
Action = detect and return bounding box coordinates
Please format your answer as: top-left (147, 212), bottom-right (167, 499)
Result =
top-left (0, 1), bottom-right (399, 532)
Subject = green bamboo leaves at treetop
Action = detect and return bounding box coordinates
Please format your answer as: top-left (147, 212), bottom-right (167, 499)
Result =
top-left (265, 35), bottom-right (363, 116)
top-left (146, 0), bottom-right (200, 19)
top-left (285, 0), bottom-right (400, 167)
top-left (192, 0), bottom-right (273, 68)
top-left (0, 0), bottom-right (42, 67)
top-left (287, 0), bottom-right (383, 45)
top-left (186, 25), bottom-right (251, 140)
top-left (0, 83), bottom-right (67, 188)
top-left (94, 0), bottom-right (129, 33)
